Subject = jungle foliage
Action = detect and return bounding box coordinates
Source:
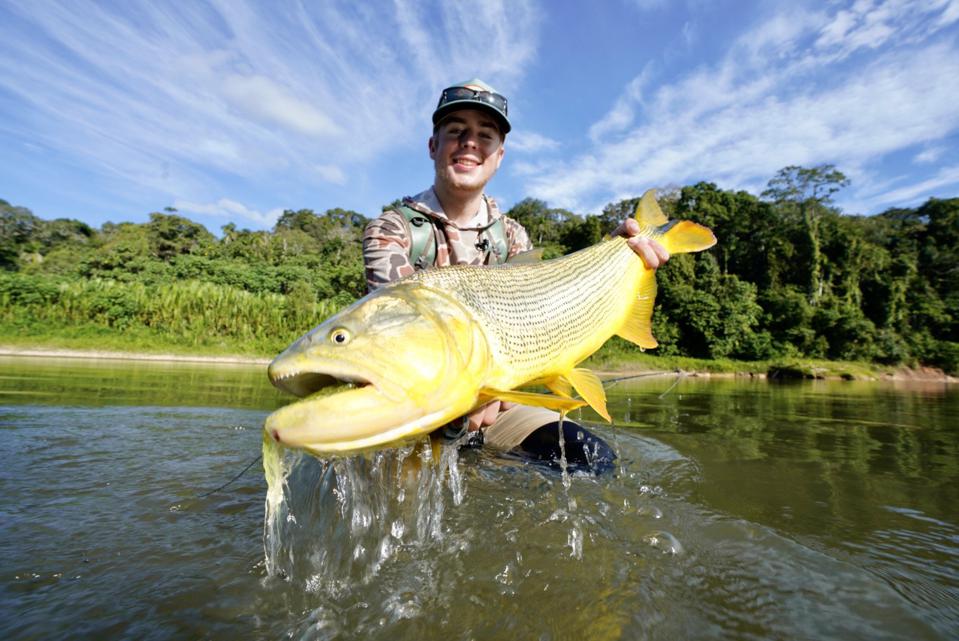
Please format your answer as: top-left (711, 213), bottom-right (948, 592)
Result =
top-left (1, 166), bottom-right (956, 372)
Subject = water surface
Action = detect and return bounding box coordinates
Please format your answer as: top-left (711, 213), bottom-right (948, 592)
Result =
top-left (1, 356), bottom-right (956, 639)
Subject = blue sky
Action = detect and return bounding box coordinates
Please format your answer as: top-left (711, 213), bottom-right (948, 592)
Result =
top-left (1, 0), bottom-right (958, 232)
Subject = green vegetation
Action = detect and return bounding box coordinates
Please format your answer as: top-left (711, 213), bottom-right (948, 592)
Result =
top-left (1, 165), bottom-right (957, 374)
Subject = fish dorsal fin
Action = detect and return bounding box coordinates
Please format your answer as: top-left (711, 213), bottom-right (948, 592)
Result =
top-left (617, 271), bottom-right (658, 350)
top-left (505, 248), bottom-right (544, 264)
top-left (478, 388), bottom-right (586, 412)
top-left (635, 189), bottom-right (668, 227)
top-left (561, 368), bottom-right (611, 423)
top-left (658, 219), bottom-right (717, 254)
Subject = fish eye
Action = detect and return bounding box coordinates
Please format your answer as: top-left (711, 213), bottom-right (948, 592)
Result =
top-left (329, 328), bottom-right (351, 345)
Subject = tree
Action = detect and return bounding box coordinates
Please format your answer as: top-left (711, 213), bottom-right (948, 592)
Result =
top-left (146, 212), bottom-right (214, 261)
top-left (0, 199), bottom-right (41, 269)
top-left (762, 165), bottom-right (850, 304)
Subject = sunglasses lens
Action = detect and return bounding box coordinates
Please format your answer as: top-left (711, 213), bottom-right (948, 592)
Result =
top-left (440, 88), bottom-right (507, 116)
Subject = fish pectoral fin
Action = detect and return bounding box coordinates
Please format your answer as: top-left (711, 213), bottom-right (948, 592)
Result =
top-left (505, 248), bottom-right (544, 263)
top-left (561, 368), bottom-right (612, 423)
top-left (478, 388), bottom-right (587, 412)
top-left (617, 271), bottom-right (658, 350)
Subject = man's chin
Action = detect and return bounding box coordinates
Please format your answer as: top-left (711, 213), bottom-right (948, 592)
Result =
top-left (438, 173), bottom-right (487, 194)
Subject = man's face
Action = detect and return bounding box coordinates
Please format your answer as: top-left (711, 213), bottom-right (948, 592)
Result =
top-left (429, 109), bottom-right (505, 195)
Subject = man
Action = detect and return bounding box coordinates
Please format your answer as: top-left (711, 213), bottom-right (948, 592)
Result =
top-left (363, 79), bottom-right (669, 472)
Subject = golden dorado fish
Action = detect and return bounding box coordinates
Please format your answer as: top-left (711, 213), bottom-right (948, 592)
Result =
top-left (266, 190), bottom-right (715, 455)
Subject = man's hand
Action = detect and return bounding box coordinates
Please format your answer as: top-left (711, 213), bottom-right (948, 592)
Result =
top-left (466, 400), bottom-right (514, 432)
top-left (612, 218), bottom-right (670, 269)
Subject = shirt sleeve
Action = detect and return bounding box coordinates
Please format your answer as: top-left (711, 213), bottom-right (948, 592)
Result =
top-left (362, 211), bottom-right (416, 292)
top-left (503, 216), bottom-right (534, 258)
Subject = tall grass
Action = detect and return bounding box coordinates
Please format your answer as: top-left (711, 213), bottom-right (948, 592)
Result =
top-left (0, 273), bottom-right (345, 355)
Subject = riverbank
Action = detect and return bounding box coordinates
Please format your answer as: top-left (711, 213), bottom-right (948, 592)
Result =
top-left (0, 345), bottom-right (269, 365)
top-left (2, 343), bottom-right (954, 383)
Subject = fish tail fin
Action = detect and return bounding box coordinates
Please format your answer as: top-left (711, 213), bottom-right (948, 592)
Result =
top-left (616, 189), bottom-right (714, 352)
top-left (633, 190), bottom-right (715, 254)
top-left (658, 220), bottom-right (716, 255)
top-left (616, 271), bottom-right (658, 350)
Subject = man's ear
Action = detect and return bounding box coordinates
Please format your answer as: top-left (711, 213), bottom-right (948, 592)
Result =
top-left (428, 135), bottom-right (437, 160)
top-left (494, 142), bottom-right (505, 169)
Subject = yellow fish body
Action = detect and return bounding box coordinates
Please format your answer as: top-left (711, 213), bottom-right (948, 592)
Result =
top-left (266, 191), bottom-right (716, 455)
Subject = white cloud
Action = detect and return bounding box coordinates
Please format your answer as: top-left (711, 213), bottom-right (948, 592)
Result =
top-left (853, 164), bottom-right (959, 211)
top-left (589, 65), bottom-right (655, 142)
top-left (915, 146), bottom-right (945, 164)
top-left (507, 131), bottom-right (560, 153)
top-left (313, 164), bottom-right (348, 185)
top-left (220, 74), bottom-right (341, 137)
top-left (940, 0), bottom-right (959, 25)
top-left (0, 0), bottom-right (540, 219)
top-left (174, 198), bottom-right (285, 226)
top-left (525, 1), bottom-right (959, 214)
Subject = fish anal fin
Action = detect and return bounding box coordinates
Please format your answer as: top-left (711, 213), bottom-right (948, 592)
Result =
top-left (617, 271), bottom-right (658, 350)
top-left (562, 368), bottom-right (611, 423)
top-left (635, 189), bottom-right (668, 227)
top-left (479, 388), bottom-right (586, 412)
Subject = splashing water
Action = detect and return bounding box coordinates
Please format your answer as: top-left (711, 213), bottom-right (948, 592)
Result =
top-left (261, 433), bottom-right (468, 590)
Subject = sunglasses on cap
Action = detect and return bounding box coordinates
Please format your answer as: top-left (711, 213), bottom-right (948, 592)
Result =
top-left (437, 86), bottom-right (508, 117)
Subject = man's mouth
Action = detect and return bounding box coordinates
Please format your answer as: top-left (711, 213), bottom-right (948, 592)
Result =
top-left (452, 156), bottom-right (480, 168)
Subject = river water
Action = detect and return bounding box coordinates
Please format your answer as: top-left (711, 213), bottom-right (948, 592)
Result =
top-left (1, 356), bottom-right (957, 640)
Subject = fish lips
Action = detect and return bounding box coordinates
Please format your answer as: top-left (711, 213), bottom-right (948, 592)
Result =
top-left (267, 355), bottom-right (406, 404)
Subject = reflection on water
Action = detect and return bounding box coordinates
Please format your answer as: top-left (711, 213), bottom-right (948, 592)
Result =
top-left (1, 357), bottom-right (957, 640)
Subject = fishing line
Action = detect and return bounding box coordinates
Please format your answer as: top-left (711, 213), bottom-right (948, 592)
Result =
top-left (196, 453), bottom-right (263, 498)
top-left (602, 369), bottom-right (683, 389)
top-left (657, 371), bottom-right (686, 399)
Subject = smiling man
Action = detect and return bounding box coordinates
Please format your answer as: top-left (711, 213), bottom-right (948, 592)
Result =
top-left (363, 79), bottom-right (668, 472)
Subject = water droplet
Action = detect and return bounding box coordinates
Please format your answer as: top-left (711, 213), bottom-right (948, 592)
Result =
top-left (568, 523), bottom-right (583, 560)
top-left (636, 504), bottom-right (663, 519)
top-left (643, 530), bottom-right (682, 555)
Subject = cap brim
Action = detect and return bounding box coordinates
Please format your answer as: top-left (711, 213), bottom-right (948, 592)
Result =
top-left (432, 101), bottom-right (511, 134)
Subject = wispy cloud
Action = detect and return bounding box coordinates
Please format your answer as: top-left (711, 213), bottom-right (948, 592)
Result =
top-left (528, 1), bottom-right (959, 214)
top-left (174, 198), bottom-right (285, 227)
top-left (588, 65), bottom-right (655, 142)
top-left (915, 146), bottom-right (946, 164)
top-left (853, 164), bottom-right (959, 212)
top-left (508, 131), bottom-right (560, 153)
top-left (0, 0), bottom-right (540, 221)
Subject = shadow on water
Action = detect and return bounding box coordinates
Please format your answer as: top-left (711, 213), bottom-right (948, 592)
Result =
top-left (1, 357), bottom-right (957, 639)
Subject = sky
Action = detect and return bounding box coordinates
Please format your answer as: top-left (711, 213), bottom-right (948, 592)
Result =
top-left (1, 0), bottom-right (958, 233)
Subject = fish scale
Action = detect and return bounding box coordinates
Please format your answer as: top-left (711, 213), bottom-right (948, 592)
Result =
top-left (409, 236), bottom-right (642, 386)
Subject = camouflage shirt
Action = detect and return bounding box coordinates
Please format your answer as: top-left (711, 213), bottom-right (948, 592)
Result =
top-left (363, 187), bottom-right (533, 292)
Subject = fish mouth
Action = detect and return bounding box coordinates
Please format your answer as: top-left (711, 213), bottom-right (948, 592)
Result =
top-left (264, 359), bottom-right (445, 453)
top-left (269, 367), bottom-right (374, 399)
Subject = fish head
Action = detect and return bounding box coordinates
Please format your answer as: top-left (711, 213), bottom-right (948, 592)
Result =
top-left (265, 282), bottom-right (490, 454)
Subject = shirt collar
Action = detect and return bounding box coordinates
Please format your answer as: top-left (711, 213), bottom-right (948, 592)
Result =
top-left (406, 187), bottom-right (494, 230)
